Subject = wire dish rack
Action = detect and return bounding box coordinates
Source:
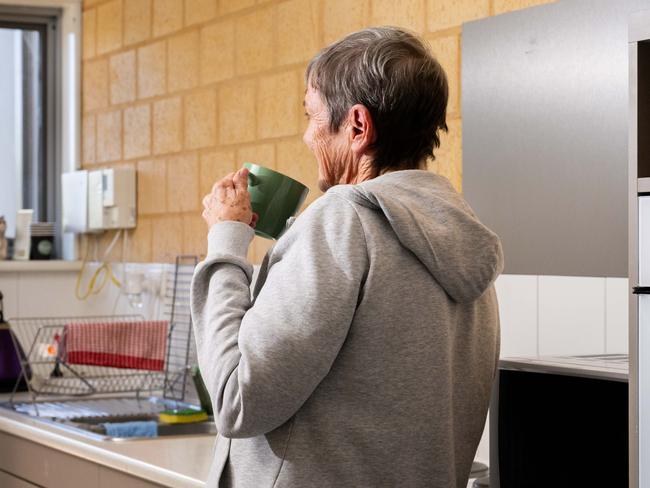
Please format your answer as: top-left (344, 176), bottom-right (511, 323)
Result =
top-left (7, 256), bottom-right (200, 409)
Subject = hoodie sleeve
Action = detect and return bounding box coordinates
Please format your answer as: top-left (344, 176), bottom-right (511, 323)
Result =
top-left (190, 194), bottom-right (368, 438)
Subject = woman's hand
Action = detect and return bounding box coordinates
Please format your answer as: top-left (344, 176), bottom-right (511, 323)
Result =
top-left (202, 167), bottom-right (259, 229)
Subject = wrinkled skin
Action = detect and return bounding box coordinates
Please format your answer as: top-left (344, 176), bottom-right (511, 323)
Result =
top-left (302, 84), bottom-right (377, 192)
top-left (201, 168), bottom-right (258, 229)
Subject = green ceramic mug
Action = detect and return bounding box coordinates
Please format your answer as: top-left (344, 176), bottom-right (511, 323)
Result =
top-left (243, 162), bottom-right (309, 240)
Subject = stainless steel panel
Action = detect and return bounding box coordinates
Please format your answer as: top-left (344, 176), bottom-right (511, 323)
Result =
top-left (462, 0), bottom-right (650, 277)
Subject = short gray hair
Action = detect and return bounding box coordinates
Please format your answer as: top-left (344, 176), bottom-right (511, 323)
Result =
top-left (306, 27), bottom-right (448, 172)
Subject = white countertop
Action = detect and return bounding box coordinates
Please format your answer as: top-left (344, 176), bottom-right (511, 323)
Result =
top-left (499, 354), bottom-right (628, 382)
top-left (0, 394), bottom-right (212, 487)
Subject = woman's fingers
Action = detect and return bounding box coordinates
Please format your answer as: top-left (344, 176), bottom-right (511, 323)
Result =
top-left (202, 168), bottom-right (253, 228)
top-left (234, 168), bottom-right (249, 192)
top-left (209, 169), bottom-right (247, 199)
top-left (212, 172), bottom-right (236, 193)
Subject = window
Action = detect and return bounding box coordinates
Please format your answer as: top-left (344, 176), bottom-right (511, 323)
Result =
top-left (0, 2), bottom-right (80, 260)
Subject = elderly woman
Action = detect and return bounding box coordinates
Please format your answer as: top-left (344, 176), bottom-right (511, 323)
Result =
top-left (191, 27), bottom-right (503, 488)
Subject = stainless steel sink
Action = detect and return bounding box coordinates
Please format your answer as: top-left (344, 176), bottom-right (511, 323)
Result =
top-left (0, 396), bottom-right (217, 441)
top-left (63, 413), bottom-right (217, 439)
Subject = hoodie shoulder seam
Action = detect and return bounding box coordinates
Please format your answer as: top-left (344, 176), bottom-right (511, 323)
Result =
top-left (328, 192), bottom-right (370, 269)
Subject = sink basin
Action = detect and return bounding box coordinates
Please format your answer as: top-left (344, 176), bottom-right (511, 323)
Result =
top-left (63, 413), bottom-right (217, 439)
top-left (1, 396), bottom-right (217, 441)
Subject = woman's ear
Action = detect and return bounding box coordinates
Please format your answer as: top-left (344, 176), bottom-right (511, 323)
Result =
top-left (348, 104), bottom-right (375, 156)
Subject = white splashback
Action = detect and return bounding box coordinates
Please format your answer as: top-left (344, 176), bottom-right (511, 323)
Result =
top-left (497, 274), bottom-right (629, 358)
top-left (538, 276), bottom-right (606, 356)
top-left (2, 263), bottom-right (164, 320)
top-left (0, 262), bottom-right (263, 321)
top-left (494, 275), bottom-right (538, 357)
top-left (606, 277), bottom-right (630, 353)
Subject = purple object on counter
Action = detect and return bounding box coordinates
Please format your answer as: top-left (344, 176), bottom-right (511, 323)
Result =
top-left (0, 291), bottom-right (29, 392)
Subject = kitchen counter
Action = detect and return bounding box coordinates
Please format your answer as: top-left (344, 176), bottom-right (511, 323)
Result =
top-left (499, 353), bottom-right (628, 381)
top-left (0, 394), bottom-right (212, 487)
top-left (0, 393), bottom-right (488, 488)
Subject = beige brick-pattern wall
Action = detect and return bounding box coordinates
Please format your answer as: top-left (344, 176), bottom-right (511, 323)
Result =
top-left (82, 0), bottom-right (555, 263)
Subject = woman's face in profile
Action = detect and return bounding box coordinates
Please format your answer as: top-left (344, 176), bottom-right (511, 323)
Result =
top-left (302, 85), bottom-right (353, 192)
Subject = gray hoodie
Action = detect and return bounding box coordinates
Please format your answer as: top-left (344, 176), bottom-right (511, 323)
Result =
top-left (190, 169), bottom-right (503, 488)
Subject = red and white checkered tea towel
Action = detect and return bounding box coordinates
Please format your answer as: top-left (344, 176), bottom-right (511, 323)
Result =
top-left (63, 320), bottom-right (169, 371)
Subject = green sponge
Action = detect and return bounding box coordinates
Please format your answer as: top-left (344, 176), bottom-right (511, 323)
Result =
top-left (158, 408), bottom-right (208, 424)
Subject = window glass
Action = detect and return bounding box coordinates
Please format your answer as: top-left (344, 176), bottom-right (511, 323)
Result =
top-left (0, 25), bottom-right (46, 241)
top-left (0, 28), bottom-right (23, 238)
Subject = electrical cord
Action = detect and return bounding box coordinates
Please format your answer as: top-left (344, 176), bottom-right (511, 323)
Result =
top-left (75, 230), bottom-right (123, 301)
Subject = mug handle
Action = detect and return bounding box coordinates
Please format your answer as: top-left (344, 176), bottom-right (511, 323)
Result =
top-left (248, 173), bottom-right (261, 187)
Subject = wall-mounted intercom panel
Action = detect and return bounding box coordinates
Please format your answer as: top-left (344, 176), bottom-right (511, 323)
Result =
top-left (62, 167), bottom-right (136, 233)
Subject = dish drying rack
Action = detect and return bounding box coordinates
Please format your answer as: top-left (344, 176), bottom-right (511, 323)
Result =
top-left (7, 256), bottom-right (200, 410)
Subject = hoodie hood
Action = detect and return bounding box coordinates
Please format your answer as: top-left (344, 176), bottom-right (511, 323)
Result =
top-left (331, 170), bottom-right (504, 303)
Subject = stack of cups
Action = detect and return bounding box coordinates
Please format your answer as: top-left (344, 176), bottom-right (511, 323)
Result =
top-left (30, 222), bottom-right (55, 260)
top-left (13, 209), bottom-right (33, 261)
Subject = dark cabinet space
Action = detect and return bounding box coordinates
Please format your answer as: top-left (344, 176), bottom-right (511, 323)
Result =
top-left (638, 40), bottom-right (650, 178)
